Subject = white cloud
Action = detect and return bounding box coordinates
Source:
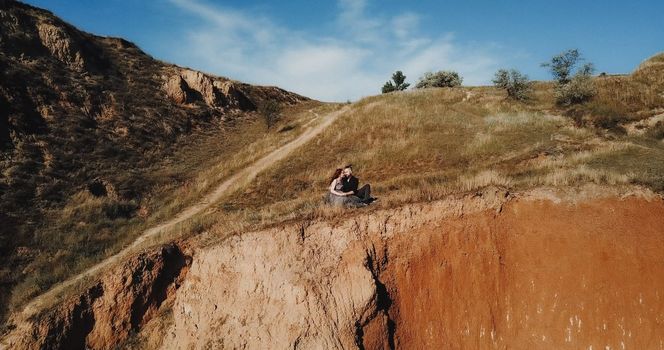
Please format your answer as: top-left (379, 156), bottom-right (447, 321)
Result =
top-left (392, 12), bottom-right (420, 40)
top-left (167, 0), bottom-right (509, 101)
top-left (275, 44), bottom-right (374, 100)
top-left (337, 0), bottom-right (383, 44)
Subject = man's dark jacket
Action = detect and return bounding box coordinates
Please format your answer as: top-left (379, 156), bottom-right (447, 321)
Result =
top-left (341, 176), bottom-right (359, 193)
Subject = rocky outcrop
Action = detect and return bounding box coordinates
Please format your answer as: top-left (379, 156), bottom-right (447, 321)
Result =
top-left (180, 70), bottom-right (224, 106)
top-left (36, 22), bottom-right (85, 70)
top-left (163, 68), bottom-right (256, 111)
top-left (3, 244), bottom-right (190, 350)
top-left (163, 75), bottom-right (191, 105)
top-left (0, 187), bottom-right (509, 349)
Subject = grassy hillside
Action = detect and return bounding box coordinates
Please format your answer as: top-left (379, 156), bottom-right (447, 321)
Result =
top-left (182, 56), bottom-right (664, 247)
top-left (82, 55), bottom-right (663, 256)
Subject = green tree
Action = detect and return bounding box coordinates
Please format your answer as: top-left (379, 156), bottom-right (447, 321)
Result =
top-left (542, 49), bottom-right (585, 84)
top-left (542, 49), bottom-right (596, 105)
top-left (492, 69), bottom-right (532, 100)
top-left (382, 71), bottom-right (410, 93)
top-left (415, 71), bottom-right (462, 89)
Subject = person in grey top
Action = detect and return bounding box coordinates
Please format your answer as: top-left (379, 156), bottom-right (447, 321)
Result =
top-left (327, 168), bottom-right (366, 208)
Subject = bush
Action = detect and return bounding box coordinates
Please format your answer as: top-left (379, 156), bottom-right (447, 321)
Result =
top-left (258, 100), bottom-right (282, 129)
top-left (492, 69), bottom-right (532, 100)
top-left (542, 49), bottom-right (596, 105)
top-left (415, 71), bottom-right (462, 89)
top-left (554, 73), bottom-right (596, 106)
top-left (382, 71), bottom-right (410, 93)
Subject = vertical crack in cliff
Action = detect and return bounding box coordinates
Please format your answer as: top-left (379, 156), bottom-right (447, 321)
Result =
top-left (48, 284), bottom-right (102, 350)
top-left (356, 244), bottom-right (396, 350)
top-left (129, 244), bottom-right (189, 331)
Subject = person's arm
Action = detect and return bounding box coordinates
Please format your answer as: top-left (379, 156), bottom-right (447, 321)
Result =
top-left (329, 179), bottom-right (348, 196)
top-left (342, 178), bottom-right (356, 195)
top-left (339, 178), bottom-right (357, 196)
top-left (349, 177), bottom-right (359, 194)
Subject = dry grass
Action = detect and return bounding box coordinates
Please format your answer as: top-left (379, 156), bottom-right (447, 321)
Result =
top-left (458, 170), bottom-right (513, 192)
top-left (565, 53), bottom-right (664, 130)
top-left (197, 74), bottom-right (663, 243)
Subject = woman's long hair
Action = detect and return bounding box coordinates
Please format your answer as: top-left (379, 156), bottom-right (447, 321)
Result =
top-left (329, 168), bottom-right (343, 185)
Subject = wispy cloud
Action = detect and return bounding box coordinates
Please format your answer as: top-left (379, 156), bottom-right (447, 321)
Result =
top-left (168, 0), bottom-right (508, 101)
top-left (337, 0), bottom-right (383, 44)
top-left (392, 12), bottom-right (420, 41)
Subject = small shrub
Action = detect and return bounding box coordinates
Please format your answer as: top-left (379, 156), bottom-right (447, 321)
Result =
top-left (258, 100), bottom-right (282, 129)
top-left (492, 69), bottom-right (532, 100)
top-left (554, 73), bottom-right (596, 106)
top-left (543, 49), bottom-right (597, 105)
top-left (586, 104), bottom-right (629, 134)
top-left (415, 70), bottom-right (462, 89)
top-left (382, 71), bottom-right (410, 93)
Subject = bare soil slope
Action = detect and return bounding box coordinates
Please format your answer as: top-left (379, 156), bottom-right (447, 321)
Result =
top-left (382, 193), bottom-right (664, 349)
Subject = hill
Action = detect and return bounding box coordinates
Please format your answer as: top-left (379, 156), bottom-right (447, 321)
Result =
top-left (4, 50), bottom-right (663, 347)
top-left (0, 0), bottom-right (309, 320)
top-left (213, 55), bottom-right (664, 233)
top-left (1, 1), bottom-right (664, 348)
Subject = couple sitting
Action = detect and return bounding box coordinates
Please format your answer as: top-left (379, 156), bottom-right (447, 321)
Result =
top-left (327, 164), bottom-right (375, 207)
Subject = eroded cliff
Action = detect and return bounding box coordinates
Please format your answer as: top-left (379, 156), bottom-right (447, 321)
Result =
top-left (3, 186), bottom-right (664, 349)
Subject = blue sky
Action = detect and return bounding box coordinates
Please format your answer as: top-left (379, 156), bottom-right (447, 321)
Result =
top-left (25, 0), bottom-right (664, 101)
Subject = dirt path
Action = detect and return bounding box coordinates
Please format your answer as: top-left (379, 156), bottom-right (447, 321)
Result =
top-left (14, 106), bottom-right (348, 321)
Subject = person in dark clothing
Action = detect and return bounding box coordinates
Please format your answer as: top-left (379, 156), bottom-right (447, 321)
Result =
top-left (341, 164), bottom-right (375, 204)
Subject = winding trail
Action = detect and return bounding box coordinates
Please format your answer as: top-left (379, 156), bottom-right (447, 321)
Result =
top-left (14, 105), bottom-right (349, 322)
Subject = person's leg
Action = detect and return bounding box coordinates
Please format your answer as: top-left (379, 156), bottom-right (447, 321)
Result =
top-left (348, 195), bottom-right (367, 207)
top-left (356, 184), bottom-right (371, 202)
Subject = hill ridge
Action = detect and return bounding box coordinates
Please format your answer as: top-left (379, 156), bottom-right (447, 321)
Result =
top-left (0, 0), bottom-right (308, 321)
